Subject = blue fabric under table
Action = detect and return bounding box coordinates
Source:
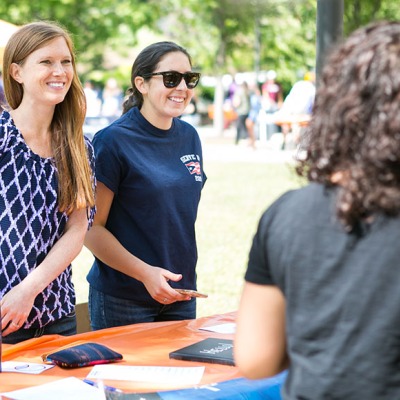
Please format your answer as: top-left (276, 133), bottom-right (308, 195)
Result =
top-left (107, 371), bottom-right (287, 400)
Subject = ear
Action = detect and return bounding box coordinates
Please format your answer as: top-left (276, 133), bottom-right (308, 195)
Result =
top-left (134, 76), bottom-right (148, 95)
top-left (9, 63), bottom-right (23, 83)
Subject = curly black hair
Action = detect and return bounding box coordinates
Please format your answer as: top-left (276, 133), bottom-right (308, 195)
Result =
top-left (297, 21), bottom-right (400, 231)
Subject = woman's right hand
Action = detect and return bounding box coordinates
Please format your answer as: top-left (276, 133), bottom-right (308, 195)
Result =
top-left (85, 182), bottom-right (190, 305)
top-left (142, 266), bottom-right (190, 304)
top-left (0, 282), bottom-right (36, 336)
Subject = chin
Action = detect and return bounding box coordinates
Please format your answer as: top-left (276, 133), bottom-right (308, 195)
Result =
top-left (47, 94), bottom-right (67, 105)
top-left (170, 109), bottom-right (185, 118)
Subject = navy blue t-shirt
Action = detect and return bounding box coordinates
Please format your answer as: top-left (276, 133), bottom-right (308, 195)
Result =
top-left (87, 107), bottom-right (206, 304)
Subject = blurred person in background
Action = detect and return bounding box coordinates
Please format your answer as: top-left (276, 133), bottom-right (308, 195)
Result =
top-left (83, 80), bottom-right (101, 118)
top-left (258, 70), bottom-right (283, 142)
top-left (245, 83), bottom-right (262, 149)
top-left (261, 70), bottom-right (283, 112)
top-left (275, 70), bottom-right (315, 149)
top-left (100, 77), bottom-right (123, 121)
top-left (233, 80), bottom-right (251, 145)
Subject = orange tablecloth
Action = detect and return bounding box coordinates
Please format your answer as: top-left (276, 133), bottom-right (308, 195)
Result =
top-left (0, 312), bottom-right (240, 394)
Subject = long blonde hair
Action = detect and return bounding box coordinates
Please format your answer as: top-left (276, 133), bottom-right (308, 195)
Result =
top-left (3, 21), bottom-right (95, 213)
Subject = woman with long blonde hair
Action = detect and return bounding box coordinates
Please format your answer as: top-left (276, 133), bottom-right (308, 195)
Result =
top-left (0, 21), bottom-right (95, 344)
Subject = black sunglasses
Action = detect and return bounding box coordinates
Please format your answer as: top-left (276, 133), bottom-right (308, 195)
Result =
top-left (144, 71), bottom-right (201, 89)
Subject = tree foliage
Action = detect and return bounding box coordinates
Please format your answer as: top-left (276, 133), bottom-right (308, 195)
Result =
top-left (0, 0), bottom-right (161, 71)
top-left (1, 0), bottom-right (399, 92)
top-left (344, 0), bottom-right (400, 35)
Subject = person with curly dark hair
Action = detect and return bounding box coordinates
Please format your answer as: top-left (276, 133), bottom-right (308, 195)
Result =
top-left (235, 21), bottom-right (400, 399)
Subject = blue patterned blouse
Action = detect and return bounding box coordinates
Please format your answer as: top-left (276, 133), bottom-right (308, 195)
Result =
top-left (0, 110), bottom-right (95, 329)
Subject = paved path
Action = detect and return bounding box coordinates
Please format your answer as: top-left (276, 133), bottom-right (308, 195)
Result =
top-left (198, 125), bottom-right (298, 164)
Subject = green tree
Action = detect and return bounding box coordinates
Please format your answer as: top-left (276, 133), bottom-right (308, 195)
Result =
top-left (154, 0), bottom-right (269, 133)
top-left (0, 0), bottom-right (161, 72)
top-left (156, 0), bottom-right (316, 134)
top-left (6, 0), bottom-right (398, 135)
top-left (344, 0), bottom-right (400, 35)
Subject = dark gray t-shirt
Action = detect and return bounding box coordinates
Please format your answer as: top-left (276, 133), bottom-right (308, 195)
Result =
top-left (246, 183), bottom-right (400, 399)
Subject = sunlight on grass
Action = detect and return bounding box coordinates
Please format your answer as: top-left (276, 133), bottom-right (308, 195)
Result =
top-left (195, 160), bottom-right (302, 317)
top-left (72, 152), bottom-right (303, 318)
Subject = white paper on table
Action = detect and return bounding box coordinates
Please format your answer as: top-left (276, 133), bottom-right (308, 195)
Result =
top-left (1, 377), bottom-right (106, 400)
top-left (1, 361), bottom-right (55, 374)
top-left (87, 365), bottom-right (205, 385)
top-left (199, 322), bottom-right (236, 334)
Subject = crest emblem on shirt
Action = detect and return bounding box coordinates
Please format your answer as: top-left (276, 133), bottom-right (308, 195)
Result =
top-left (180, 154), bottom-right (203, 181)
top-left (185, 161), bottom-right (201, 175)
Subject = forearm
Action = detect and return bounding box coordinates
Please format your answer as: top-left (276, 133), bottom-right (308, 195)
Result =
top-left (19, 210), bottom-right (87, 299)
top-left (84, 225), bottom-right (151, 282)
top-left (85, 225), bottom-right (188, 303)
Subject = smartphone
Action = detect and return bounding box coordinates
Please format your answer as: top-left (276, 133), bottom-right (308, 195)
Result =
top-left (175, 289), bottom-right (208, 298)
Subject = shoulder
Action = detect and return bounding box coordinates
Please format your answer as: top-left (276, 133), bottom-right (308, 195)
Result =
top-left (258, 184), bottom-right (328, 230)
top-left (92, 114), bottom-right (129, 146)
top-left (277, 183), bottom-right (328, 204)
top-left (84, 135), bottom-right (94, 149)
top-left (258, 189), bottom-right (297, 228)
top-left (0, 110), bottom-right (16, 149)
top-left (84, 135), bottom-right (95, 159)
top-left (0, 110), bottom-right (13, 130)
top-left (175, 117), bottom-right (200, 138)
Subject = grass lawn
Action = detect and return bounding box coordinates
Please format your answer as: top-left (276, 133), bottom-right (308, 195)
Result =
top-left (72, 142), bottom-right (303, 318)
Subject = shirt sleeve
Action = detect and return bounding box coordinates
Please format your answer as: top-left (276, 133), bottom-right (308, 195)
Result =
top-left (244, 191), bottom-right (293, 287)
top-left (194, 129), bottom-right (207, 187)
top-left (245, 210), bottom-right (276, 285)
top-left (91, 128), bottom-right (122, 195)
top-left (85, 136), bottom-right (97, 228)
top-left (0, 112), bottom-right (10, 155)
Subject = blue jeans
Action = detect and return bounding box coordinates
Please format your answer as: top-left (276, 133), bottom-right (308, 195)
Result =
top-left (88, 286), bottom-right (196, 330)
top-left (2, 311), bottom-right (77, 344)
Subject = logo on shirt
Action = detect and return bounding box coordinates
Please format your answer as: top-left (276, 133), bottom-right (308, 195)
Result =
top-left (181, 154), bottom-right (203, 182)
top-left (185, 161), bottom-right (201, 175)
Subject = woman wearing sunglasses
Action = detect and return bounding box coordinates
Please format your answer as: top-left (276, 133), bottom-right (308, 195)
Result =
top-left (85, 41), bottom-right (207, 329)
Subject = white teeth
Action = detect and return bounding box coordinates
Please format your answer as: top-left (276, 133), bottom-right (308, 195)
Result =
top-left (169, 97), bottom-right (184, 103)
top-left (49, 82), bottom-right (64, 88)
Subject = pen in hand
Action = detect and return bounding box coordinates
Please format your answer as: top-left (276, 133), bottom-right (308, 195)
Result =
top-left (83, 378), bottom-right (123, 393)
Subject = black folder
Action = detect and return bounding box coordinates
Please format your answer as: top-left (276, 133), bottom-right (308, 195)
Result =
top-left (169, 338), bottom-right (235, 366)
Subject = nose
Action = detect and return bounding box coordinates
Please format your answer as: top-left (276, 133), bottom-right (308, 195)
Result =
top-left (176, 76), bottom-right (187, 90)
top-left (53, 62), bottom-right (66, 75)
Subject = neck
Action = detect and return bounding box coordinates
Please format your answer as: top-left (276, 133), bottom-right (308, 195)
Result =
top-left (10, 106), bottom-right (54, 158)
top-left (139, 105), bottom-right (173, 130)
